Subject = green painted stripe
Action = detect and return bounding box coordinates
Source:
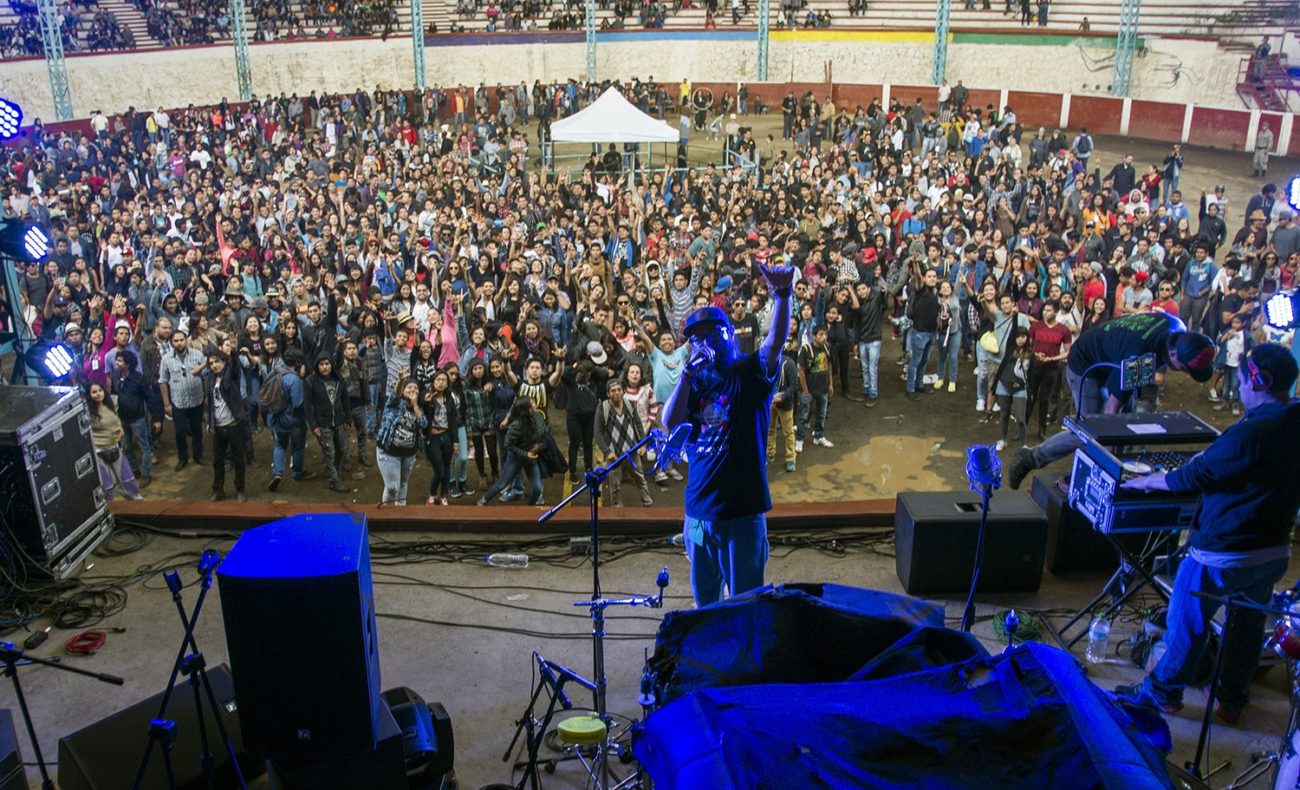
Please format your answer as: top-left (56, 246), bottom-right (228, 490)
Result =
top-left (951, 32), bottom-right (1144, 48)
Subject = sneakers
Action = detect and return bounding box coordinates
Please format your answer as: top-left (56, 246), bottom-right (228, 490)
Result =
top-left (785, 461), bottom-right (796, 472)
top-left (995, 440), bottom-right (1007, 452)
top-left (948, 382), bottom-right (957, 393)
top-left (427, 496), bottom-right (439, 505)
top-left (667, 467), bottom-right (683, 481)
top-left (1232, 404), bottom-right (1241, 416)
top-left (449, 481), bottom-right (463, 498)
top-left (794, 439), bottom-right (804, 453)
top-left (814, 436), bottom-right (834, 448)
top-left (1205, 687), bottom-right (1243, 725)
top-left (1007, 447), bottom-right (1035, 490)
top-left (654, 471), bottom-right (669, 484)
top-left (1113, 683), bottom-right (1184, 715)
top-left (328, 481), bottom-right (352, 493)
top-left (461, 483), bottom-right (477, 497)
top-left (268, 475), bottom-right (282, 492)
top-left (1208, 388), bottom-right (1221, 402)
top-left (976, 398), bottom-right (986, 412)
top-left (866, 396), bottom-right (877, 407)
top-left (933, 379), bottom-right (944, 390)
top-left (992, 402), bottom-right (1002, 413)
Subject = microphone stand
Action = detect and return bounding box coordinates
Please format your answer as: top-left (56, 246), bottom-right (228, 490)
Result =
top-left (538, 430), bottom-right (669, 790)
top-left (961, 445), bottom-right (1002, 632)
top-left (0, 642), bottom-right (125, 790)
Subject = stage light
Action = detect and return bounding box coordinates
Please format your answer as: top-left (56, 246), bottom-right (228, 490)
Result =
top-left (23, 341), bottom-right (75, 381)
top-left (1266, 289), bottom-right (1299, 330)
top-left (1288, 176), bottom-right (1300, 213)
top-left (0, 219), bottom-right (49, 262)
top-left (0, 98), bottom-right (21, 141)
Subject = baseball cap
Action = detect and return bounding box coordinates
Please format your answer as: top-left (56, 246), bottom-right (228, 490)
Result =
top-left (682, 306), bottom-right (729, 338)
top-left (1172, 331), bottom-right (1217, 383)
top-left (64, 322), bottom-right (82, 334)
top-left (1134, 271), bottom-right (1149, 283)
top-left (586, 340), bottom-right (607, 365)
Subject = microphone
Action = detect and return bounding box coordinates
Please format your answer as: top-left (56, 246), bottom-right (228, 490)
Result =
top-left (685, 346), bottom-right (715, 375)
top-left (535, 652), bottom-right (573, 710)
top-left (652, 422), bottom-right (694, 474)
top-left (197, 550), bottom-right (220, 576)
top-left (965, 444), bottom-right (1003, 490)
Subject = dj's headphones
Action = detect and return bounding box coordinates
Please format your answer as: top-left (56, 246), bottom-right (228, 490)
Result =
top-left (1246, 348), bottom-right (1273, 392)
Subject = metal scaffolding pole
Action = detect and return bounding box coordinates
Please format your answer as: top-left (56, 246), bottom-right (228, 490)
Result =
top-left (585, 0), bottom-right (596, 81)
top-left (229, 0), bottom-right (253, 101)
top-left (1109, 0), bottom-right (1141, 97)
top-left (36, 0), bottom-right (73, 120)
top-left (931, 0), bottom-right (949, 86)
top-left (412, 0), bottom-right (425, 88)
top-left (757, 0), bottom-right (769, 81)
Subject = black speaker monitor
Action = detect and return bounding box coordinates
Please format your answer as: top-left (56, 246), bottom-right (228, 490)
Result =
top-left (56, 665), bottom-right (263, 790)
top-left (894, 490), bottom-right (1048, 595)
top-left (217, 512), bottom-right (381, 761)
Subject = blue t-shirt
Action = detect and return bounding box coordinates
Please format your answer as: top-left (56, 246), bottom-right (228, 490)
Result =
top-left (682, 352), bottom-right (777, 520)
top-left (650, 346), bottom-right (687, 405)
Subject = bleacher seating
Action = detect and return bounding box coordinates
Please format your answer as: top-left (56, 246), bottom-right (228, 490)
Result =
top-left (1, 0), bottom-right (1295, 59)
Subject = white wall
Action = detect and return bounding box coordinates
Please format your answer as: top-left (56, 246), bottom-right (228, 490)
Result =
top-left (0, 33), bottom-right (1238, 123)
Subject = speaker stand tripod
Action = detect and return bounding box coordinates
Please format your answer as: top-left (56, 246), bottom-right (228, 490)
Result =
top-left (0, 642), bottom-right (124, 790)
top-left (133, 550), bottom-right (247, 790)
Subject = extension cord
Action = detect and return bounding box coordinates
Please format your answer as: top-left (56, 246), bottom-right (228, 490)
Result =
top-left (569, 536), bottom-right (591, 555)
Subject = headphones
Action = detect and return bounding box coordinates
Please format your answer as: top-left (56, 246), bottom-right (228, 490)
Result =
top-left (1246, 348), bottom-right (1274, 392)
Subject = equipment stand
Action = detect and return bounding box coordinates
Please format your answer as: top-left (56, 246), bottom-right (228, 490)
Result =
top-left (1057, 533), bottom-right (1183, 648)
top-left (960, 445), bottom-right (1003, 633)
top-left (538, 430), bottom-right (668, 790)
top-left (504, 651), bottom-right (596, 790)
top-left (0, 642), bottom-right (124, 790)
top-left (133, 550), bottom-right (248, 790)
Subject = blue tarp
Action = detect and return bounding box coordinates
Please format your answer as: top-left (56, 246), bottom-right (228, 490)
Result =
top-left (635, 644), bottom-right (1174, 790)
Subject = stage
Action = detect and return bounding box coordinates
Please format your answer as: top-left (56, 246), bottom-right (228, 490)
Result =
top-left (10, 515), bottom-right (1298, 788)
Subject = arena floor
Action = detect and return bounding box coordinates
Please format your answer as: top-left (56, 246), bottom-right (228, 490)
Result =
top-left (11, 132), bottom-right (1300, 788)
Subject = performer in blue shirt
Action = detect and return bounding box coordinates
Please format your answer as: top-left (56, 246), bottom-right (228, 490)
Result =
top-left (663, 261), bottom-right (793, 607)
top-left (1117, 343), bottom-right (1300, 723)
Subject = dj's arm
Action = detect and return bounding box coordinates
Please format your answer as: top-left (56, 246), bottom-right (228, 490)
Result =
top-left (1122, 472), bottom-right (1169, 492)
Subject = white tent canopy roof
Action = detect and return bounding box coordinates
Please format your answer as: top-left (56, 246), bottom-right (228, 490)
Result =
top-left (549, 87), bottom-right (679, 144)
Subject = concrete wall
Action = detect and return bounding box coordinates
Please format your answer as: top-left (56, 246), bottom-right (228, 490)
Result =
top-left (0, 31), bottom-right (1242, 124)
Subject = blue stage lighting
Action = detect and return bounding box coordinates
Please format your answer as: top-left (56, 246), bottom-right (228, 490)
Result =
top-left (23, 341), bottom-right (75, 380)
top-left (1266, 289), bottom-right (1299, 330)
top-left (1288, 176), bottom-right (1300, 214)
top-left (0, 98), bottom-right (21, 141)
top-left (0, 219), bottom-right (49, 262)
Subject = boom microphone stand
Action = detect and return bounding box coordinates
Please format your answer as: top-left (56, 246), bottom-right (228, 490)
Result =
top-left (538, 426), bottom-right (682, 790)
top-left (961, 445), bottom-right (1002, 632)
top-left (133, 550), bottom-right (247, 790)
top-left (0, 642), bottom-right (124, 790)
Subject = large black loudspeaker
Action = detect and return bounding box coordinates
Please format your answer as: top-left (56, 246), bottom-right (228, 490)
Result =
top-left (894, 491), bottom-right (1047, 595)
top-left (218, 513), bottom-right (381, 761)
top-left (0, 710), bottom-right (24, 790)
top-left (56, 665), bottom-right (265, 790)
top-left (1030, 474), bottom-right (1146, 574)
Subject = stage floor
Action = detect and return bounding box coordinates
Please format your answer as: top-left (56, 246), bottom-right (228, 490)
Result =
top-left (12, 526), bottom-right (1298, 788)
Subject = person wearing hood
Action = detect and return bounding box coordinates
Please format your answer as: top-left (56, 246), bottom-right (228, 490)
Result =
top-left (305, 353), bottom-right (353, 493)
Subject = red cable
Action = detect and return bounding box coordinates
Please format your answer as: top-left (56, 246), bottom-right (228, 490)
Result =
top-left (65, 630), bottom-right (108, 655)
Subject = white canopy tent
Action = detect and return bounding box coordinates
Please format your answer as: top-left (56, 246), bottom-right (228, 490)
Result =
top-left (549, 87), bottom-right (679, 144)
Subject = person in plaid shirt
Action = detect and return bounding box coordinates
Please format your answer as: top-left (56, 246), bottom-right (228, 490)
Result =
top-left (596, 380), bottom-right (654, 507)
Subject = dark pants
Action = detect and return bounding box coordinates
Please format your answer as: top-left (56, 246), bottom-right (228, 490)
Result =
top-left (566, 410), bottom-right (595, 481)
top-left (425, 430), bottom-right (454, 498)
top-left (830, 341), bottom-right (853, 394)
top-left (316, 424), bottom-right (345, 485)
top-left (1027, 363), bottom-right (1062, 436)
top-left (173, 404), bottom-right (204, 463)
top-left (471, 430), bottom-right (499, 478)
top-left (340, 404), bottom-right (367, 470)
top-left (212, 422), bottom-right (247, 494)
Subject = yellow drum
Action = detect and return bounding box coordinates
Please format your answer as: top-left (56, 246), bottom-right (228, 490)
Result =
top-left (557, 714), bottom-right (607, 745)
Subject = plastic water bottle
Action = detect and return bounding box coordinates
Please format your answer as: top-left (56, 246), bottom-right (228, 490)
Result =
top-left (1086, 615), bottom-right (1111, 664)
top-left (668, 533), bottom-right (685, 548)
top-left (485, 553), bottom-right (529, 568)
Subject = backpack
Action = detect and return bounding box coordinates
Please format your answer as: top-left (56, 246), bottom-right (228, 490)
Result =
top-left (258, 369), bottom-right (291, 414)
top-left (1076, 134), bottom-right (1092, 155)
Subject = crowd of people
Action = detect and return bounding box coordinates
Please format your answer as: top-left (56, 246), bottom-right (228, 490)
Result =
top-left (0, 0), bottom-right (134, 59)
top-left (0, 75), bottom-right (1293, 509)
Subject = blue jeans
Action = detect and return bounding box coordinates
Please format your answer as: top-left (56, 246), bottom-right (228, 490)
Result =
top-left (857, 340), bottom-right (880, 398)
top-left (376, 448), bottom-right (416, 506)
top-left (906, 330), bottom-right (935, 392)
top-left (365, 382), bottom-right (381, 435)
top-left (272, 422), bottom-right (306, 477)
top-left (1143, 556), bottom-right (1289, 710)
top-left (796, 392), bottom-right (828, 440)
top-left (481, 452), bottom-right (544, 504)
top-left (684, 513), bottom-right (769, 607)
top-left (1028, 368), bottom-right (1101, 469)
top-left (935, 329), bottom-right (961, 385)
top-left (121, 415), bottom-right (152, 477)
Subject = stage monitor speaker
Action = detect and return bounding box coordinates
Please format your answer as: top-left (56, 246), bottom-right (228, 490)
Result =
top-left (266, 698), bottom-right (407, 790)
top-left (0, 710), bottom-right (23, 790)
top-left (217, 512), bottom-right (381, 761)
top-left (1031, 474), bottom-right (1145, 575)
top-left (56, 664), bottom-right (265, 790)
top-left (894, 490), bottom-right (1047, 595)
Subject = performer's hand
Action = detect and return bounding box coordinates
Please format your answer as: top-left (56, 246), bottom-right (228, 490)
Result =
top-left (758, 262), bottom-right (795, 295)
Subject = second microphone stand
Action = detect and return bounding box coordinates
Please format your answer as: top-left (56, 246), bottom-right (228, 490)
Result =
top-left (539, 429), bottom-right (671, 790)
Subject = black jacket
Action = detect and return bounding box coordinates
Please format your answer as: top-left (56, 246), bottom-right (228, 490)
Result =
top-left (304, 368), bottom-right (349, 429)
top-left (111, 369), bottom-right (157, 422)
top-left (204, 362), bottom-right (248, 431)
